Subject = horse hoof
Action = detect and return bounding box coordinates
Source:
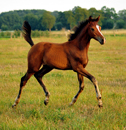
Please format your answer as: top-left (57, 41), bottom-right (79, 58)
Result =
top-left (44, 100), bottom-right (49, 106)
top-left (98, 99), bottom-right (103, 108)
top-left (98, 104), bottom-right (103, 108)
top-left (69, 103), bottom-right (72, 106)
top-left (12, 104), bottom-right (16, 108)
top-left (69, 102), bottom-right (74, 106)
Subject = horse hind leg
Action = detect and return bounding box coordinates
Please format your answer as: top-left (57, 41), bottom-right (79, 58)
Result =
top-left (34, 65), bottom-right (53, 105)
top-left (12, 72), bottom-right (33, 108)
top-left (70, 73), bottom-right (84, 106)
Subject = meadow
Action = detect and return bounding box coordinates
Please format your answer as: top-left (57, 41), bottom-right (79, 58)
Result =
top-left (0, 32), bottom-right (126, 129)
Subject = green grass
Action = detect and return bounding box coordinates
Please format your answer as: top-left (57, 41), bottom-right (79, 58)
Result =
top-left (0, 36), bottom-right (126, 130)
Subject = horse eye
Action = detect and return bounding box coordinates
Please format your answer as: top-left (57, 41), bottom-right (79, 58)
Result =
top-left (91, 28), bottom-right (94, 31)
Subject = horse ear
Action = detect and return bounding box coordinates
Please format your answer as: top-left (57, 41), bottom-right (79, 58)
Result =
top-left (96, 15), bottom-right (100, 22)
top-left (89, 16), bottom-right (92, 23)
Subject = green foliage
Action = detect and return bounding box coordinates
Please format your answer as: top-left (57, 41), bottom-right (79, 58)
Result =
top-left (0, 7), bottom-right (126, 31)
top-left (103, 19), bottom-right (114, 29)
top-left (118, 10), bottom-right (126, 22)
top-left (64, 11), bottom-right (76, 29)
top-left (0, 31), bottom-right (21, 38)
top-left (72, 6), bottom-right (89, 23)
top-left (0, 12), bottom-right (22, 30)
top-left (116, 20), bottom-right (126, 29)
top-left (55, 22), bottom-right (63, 30)
top-left (44, 30), bottom-right (50, 37)
top-left (41, 11), bottom-right (56, 31)
top-left (89, 8), bottom-right (100, 17)
top-left (13, 30), bottom-right (21, 38)
top-left (0, 31), bottom-right (11, 38)
top-left (31, 30), bottom-right (50, 37)
top-left (56, 12), bottom-right (70, 29)
top-left (31, 30), bottom-right (41, 37)
top-left (24, 13), bottom-right (39, 30)
top-left (0, 30), bottom-right (51, 38)
top-left (1, 24), bottom-right (8, 31)
top-left (13, 23), bottom-right (22, 30)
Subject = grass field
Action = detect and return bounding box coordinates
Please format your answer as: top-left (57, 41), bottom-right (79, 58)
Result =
top-left (0, 34), bottom-right (126, 129)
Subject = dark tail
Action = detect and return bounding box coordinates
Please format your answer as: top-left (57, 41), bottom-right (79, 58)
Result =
top-left (22, 21), bottom-right (34, 47)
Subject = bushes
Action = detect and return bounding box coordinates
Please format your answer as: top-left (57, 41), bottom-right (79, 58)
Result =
top-left (0, 30), bottom-right (21, 38)
top-left (0, 30), bottom-right (50, 38)
top-left (31, 30), bottom-right (50, 37)
top-left (0, 31), bottom-right (12, 38)
top-left (13, 30), bottom-right (21, 38)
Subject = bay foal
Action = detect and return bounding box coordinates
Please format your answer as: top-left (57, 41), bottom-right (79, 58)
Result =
top-left (12, 16), bottom-right (105, 108)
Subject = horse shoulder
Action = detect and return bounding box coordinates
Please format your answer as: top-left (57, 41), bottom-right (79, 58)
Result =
top-left (67, 44), bottom-right (89, 70)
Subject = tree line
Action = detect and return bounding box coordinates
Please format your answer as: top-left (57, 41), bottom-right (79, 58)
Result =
top-left (0, 6), bottom-right (126, 31)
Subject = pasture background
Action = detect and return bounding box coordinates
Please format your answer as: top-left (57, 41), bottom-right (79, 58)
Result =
top-left (0, 32), bottom-right (126, 129)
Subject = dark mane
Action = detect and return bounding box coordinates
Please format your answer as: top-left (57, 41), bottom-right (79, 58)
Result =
top-left (68, 20), bottom-right (89, 41)
top-left (68, 17), bottom-right (97, 41)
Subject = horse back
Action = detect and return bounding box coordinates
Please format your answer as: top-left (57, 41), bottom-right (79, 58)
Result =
top-left (28, 42), bottom-right (72, 70)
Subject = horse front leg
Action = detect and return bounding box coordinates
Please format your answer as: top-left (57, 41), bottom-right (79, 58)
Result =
top-left (75, 65), bottom-right (103, 107)
top-left (70, 73), bottom-right (84, 105)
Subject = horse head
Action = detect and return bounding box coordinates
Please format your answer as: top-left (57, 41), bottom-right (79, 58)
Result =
top-left (88, 16), bottom-right (106, 45)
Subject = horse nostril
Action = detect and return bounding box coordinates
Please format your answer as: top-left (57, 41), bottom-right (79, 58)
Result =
top-left (102, 39), bottom-right (104, 43)
top-left (100, 39), bottom-right (104, 45)
top-left (101, 38), bottom-right (105, 45)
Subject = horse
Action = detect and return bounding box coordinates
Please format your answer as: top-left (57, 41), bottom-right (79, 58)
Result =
top-left (12, 16), bottom-right (105, 108)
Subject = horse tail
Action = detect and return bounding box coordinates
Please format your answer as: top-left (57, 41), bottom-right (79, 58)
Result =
top-left (22, 21), bottom-right (34, 47)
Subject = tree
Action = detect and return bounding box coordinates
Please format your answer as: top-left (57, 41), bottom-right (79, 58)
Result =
top-left (116, 20), bottom-right (126, 29)
top-left (55, 22), bottom-right (63, 30)
top-left (1, 24), bottom-right (8, 31)
top-left (89, 8), bottom-right (99, 17)
top-left (101, 6), bottom-right (117, 19)
top-left (103, 19), bottom-right (114, 29)
top-left (117, 10), bottom-right (126, 29)
top-left (24, 14), bottom-right (39, 30)
top-left (101, 6), bottom-right (117, 29)
top-left (1, 7), bottom-right (126, 31)
top-left (72, 6), bottom-right (89, 24)
top-left (0, 13), bottom-right (22, 30)
top-left (41, 11), bottom-right (56, 31)
top-left (118, 10), bottom-right (126, 22)
top-left (13, 23), bottom-right (22, 30)
top-left (64, 11), bottom-right (75, 29)
top-left (56, 12), bottom-right (69, 29)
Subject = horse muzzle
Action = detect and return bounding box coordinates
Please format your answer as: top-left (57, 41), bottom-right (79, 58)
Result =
top-left (96, 37), bottom-right (106, 45)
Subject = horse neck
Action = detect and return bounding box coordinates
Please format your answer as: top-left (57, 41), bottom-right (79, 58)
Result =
top-left (75, 26), bottom-right (91, 51)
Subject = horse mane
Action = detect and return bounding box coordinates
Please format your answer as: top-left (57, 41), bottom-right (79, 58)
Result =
top-left (68, 17), bottom-right (97, 41)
